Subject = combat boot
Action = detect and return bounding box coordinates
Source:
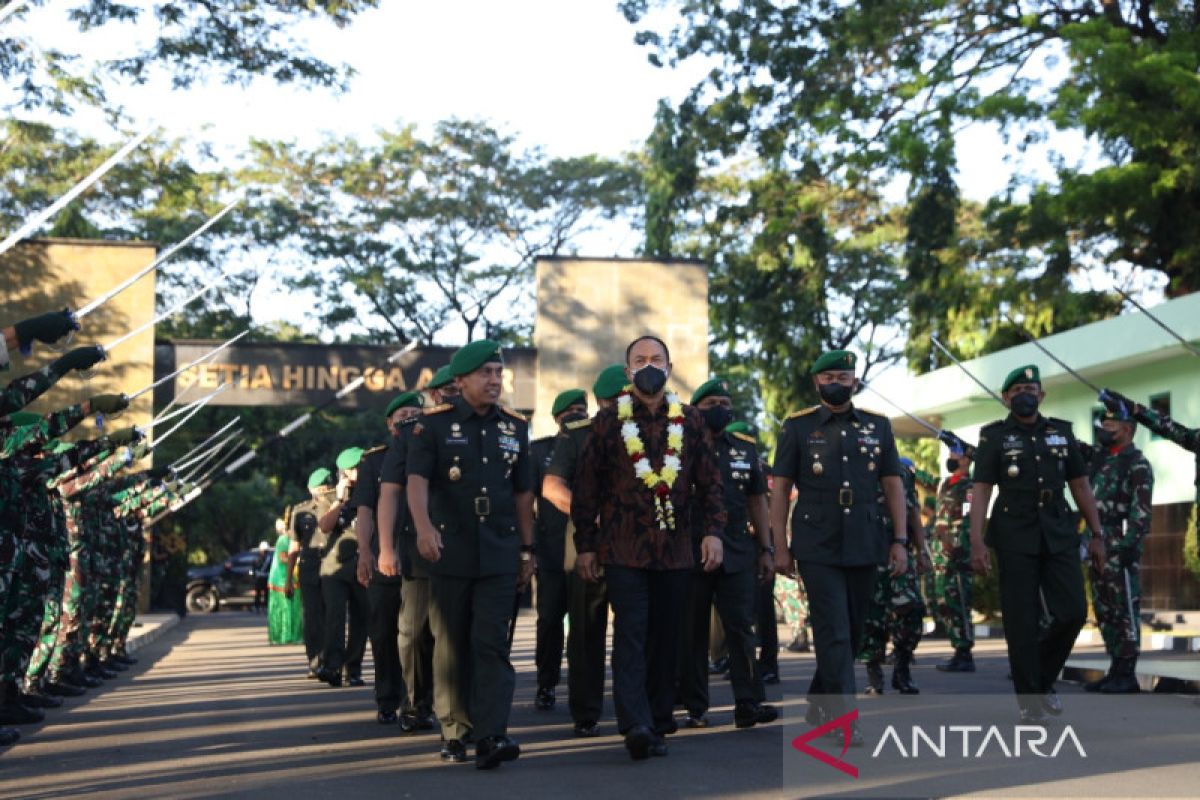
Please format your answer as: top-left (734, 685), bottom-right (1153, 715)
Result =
top-left (891, 653), bottom-right (920, 695)
top-left (864, 659), bottom-right (885, 695)
top-left (786, 629), bottom-right (811, 653)
top-left (1082, 658), bottom-right (1116, 692)
top-left (0, 682), bottom-right (43, 725)
top-left (936, 647), bottom-right (976, 673)
top-left (1100, 657), bottom-right (1140, 694)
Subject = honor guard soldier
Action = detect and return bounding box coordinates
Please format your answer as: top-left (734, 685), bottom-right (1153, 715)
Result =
top-left (406, 340), bottom-right (535, 770)
top-left (968, 365), bottom-right (1105, 722)
top-left (1079, 402), bottom-right (1153, 694)
top-left (532, 388), bottom-right (589, 712)
top-left (769, 350), bottom-right (908, 746)
top-left (316, 449), bottom-right (370, 688)
top-left (354, 392), bottom-right (422, 724)
top-left (542, 364), bottom-right (626, 737)
top-left (678, 377), bottom-right (778, 729)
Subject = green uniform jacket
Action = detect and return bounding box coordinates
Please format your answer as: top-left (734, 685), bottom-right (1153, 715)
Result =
top-left (406, 397), bottom-right (533, 579)
top-left (973, 413), bottom-right (1087, 555)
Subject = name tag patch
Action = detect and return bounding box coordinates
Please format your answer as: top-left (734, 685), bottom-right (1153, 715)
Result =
top-left (445, 437), bottom-right (468, 446)
top-left (1045, 435), bottom-right (1068, 446)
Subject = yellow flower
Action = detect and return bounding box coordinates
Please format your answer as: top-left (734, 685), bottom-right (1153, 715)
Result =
top-left (626, 438), bottom-right (645, 454)
top-left (667, 433), bottom-right (683, 450)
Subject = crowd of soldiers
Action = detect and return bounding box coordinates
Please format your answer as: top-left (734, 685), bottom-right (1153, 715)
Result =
top-left (0, 309), bottom-right (180, 749)
top-left (268, 333), bottom-right (1200, 768)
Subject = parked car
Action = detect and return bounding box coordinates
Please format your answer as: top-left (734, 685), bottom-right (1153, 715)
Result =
top-left (185, 549), bottom-right (272, 613)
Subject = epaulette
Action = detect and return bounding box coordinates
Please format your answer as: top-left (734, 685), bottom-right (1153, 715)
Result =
top-left (1047, 417), bottom-right (1074, 429)
top-left (855, 407), bottom-right (884, 418)
top-left (363, 444), bottom-right (387, 456)
top-left (731, 431), bottom-right (757, 445)
top-left (565, 418), bottom-right (592, 431)
top-left (532, 435), bottom-right (555, 443)
top-left (787, 406), bottom-right (820, 419)
top-left (500, 406), bottom-right (526, 422)
top-left (423, 403), bottom-right (453, 415)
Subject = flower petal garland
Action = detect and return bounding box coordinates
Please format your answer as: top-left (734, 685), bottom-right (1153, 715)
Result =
top-left (617, 389), bottom-right (685, 531)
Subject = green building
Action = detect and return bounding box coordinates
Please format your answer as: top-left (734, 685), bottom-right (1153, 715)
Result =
top-left (877, 291), bottom-right (1200, 609)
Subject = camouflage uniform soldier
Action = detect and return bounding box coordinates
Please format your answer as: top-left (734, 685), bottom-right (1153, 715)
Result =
top-left (933, 447), bottom-right (977, 672)
top-left (1080, 403), bottom-right (1154, 694)
top-left (858, 459), bottom-right (927, 694)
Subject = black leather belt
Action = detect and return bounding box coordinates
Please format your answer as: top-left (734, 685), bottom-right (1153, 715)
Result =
top-left (796, 489), bottom-right (870, 508)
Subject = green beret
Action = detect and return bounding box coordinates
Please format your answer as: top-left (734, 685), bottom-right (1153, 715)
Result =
top-left (691, 376), bottom-right (732, 405)
top-left (385, 391), bottom-right (422, 417)
top-left (427, 365), bottom-right (454, 389)
top-left (8, 411), bottom-right (42, 428)
top-left (1001, 364), bottom-right (1040, 393)
top-left (923, 495), bottom-right (937, 510)
top-left (450, 339), bottom-right (503, 377)
top-left (335, 447), bottom-right (364, 471)
top-left (551, 388), bottom-right (587, 417)
top-left (810, 350), bottom-right (857, 374)
top-left (592, 364), bottom-right (629, 401)
top-left (307, 468), bottom-right (331, 488)
top-left (724, 420), bottom-right (751, 436)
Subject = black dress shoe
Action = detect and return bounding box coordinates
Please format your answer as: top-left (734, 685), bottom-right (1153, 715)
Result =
top-left (306, 670), bottom-right (319, 680)
top-left (708, 656), bottom-right (730, 675)
top-left (398, 712), bottom-right (418, 734)
top-left (624, 725), bottom-right (654, 761)
top-left (654, 719), bottom-right (678, 736)
top-left (475, 735), bottom-right (520, 770)
top-left (684, 713), bottom-right (708, 729)
top-left (804, 701), bottom-right (826, 728)
top-left (0, 703), bottom-right (44, 725)
top-left (18, 691), bottom-right (62, 709)
top-left (111, 653), bottom-right (137, 666)
top-left (534, 686), bottom-right (556, 710)
top-left (1019, 707), bottom-right (1047, 724)
top-left (44, 681), bottom-right (86, 697)
top-left (440, 739), bottom-right (469, 763)
top-left (316, 668), bottom-right (342, 688)
top-left (345, 674), bottom-right (365, 687)
top-left (417, 711), bottom-right (437, 731)
top-left (1042, 690), bottom-right (1063, 717)
top-left (87, 666), bottom-right (118, 681)
top-left (67, 672), bottom-right (102, 689)
top-left (0, 727), bottom-right (19, 747)
top-left (760, 669), bottom-right (780, 685)
top-left (936, 650), bottom-right (976, 673)
top-left (648, 734), bottom-right (668, 757)
top-left (573, 719), bottom-right (599, 737)
top-left (101, 659), bottom-right (128, 672)
top-left (377, 709), bottom-right (398, 725)
top-left (734, 700), bottom-right (779, 729)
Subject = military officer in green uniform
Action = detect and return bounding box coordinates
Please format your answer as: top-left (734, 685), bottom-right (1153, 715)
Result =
top-left (769, 350), bottom-right (908, 745)
top-left (424, 364), bottom-right (461, 404)
top-left (532, 388), bottom-right (588, 712)
top-left (316, 449), bottom-right (370, 687)
top-left (678, 377), bottom-right (778, 729)
top-left (542, 364), bottom-right (626, 737)
top-left (284, 469), bottom-right (331, 678)
top-left (406, 340), bottom-right (535, 770)
top-left (968, 364), bottom-right (1105, 722)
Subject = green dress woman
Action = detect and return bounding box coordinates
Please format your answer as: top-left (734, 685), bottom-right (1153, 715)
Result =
top-left (267, 528), bottom-right (304, 645)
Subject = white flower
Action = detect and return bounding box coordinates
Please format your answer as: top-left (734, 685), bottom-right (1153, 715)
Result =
top-left (634, 460), bottom-right (653, 476)
top-left (663, 455), bottom-right (682, 472)
top-left (621, 421), bottom-right (641, 440)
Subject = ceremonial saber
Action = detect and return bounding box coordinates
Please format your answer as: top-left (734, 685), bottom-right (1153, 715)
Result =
top-left (103, 281), bottom-right (218, 355)
top-left (151, 382), bottom-right (228, 427)
top-left (178, 435), bottom-right (244, 485)
top-left (1116, 287), bottom-right (1200, 359)
top-left (0, 1), bottom-right (29, 26)
top-left (1002, 313), bottom-right (1103, 394)
top-left (860, 382), bottom-right (943, 437)
top-left (148, 384), bottom-right (229, 448)
top-left (168, 417), bottom-right (241, 469)
top-left (176, 430), bottom-right (242, 477)
top-left (192, 441), bottom-right (248, 486)
top-left (930, 335), bottom-right (1006, 406)
top-left (77, 195), bottom-right (244, 319)
top-left (129, 330), bottom-right (248, 400)
top-left (0, 127), bottom-right (154, 259)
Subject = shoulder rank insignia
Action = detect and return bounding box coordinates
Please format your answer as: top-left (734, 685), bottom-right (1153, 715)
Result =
top-left (731, 431), bottom-right (757, 445)
top-left (787, 406), bottom-right (820, 419)
top-left (565, 418), bottom-right (592, 431)
top-left (500, 406), bottom-right (527, 422)
top-left (422, 403), bottom-right (453, 415)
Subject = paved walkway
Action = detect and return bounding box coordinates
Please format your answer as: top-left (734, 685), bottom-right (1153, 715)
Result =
top-left (0, 612), bottom-right (1197, 798)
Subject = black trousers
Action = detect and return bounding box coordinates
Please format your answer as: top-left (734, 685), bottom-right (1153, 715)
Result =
top-left (679, 567), bottom-right (762, 716)
top-left (428, 573), bottom-right (517, 742)
top-left (798, 561), bottom-right (876, 719)
top-left (606, 565), bottom-right (689, 735)
top-left (535, 568), bottom-right (569, 691)
top-left (566, 571), bottom-right (608, 724)
top-left (399, 576), bottom-right (434, 714)
top-left (756, 573), bottom-right (779, 671)
top-left (321, 573), bottom-right (369, 677)
top-left (996, 543), bottom-right (1086, 706)
top-left (368, 576), bottom-right (405, 712)
top-left (298, 574), bottom-right (325, 670)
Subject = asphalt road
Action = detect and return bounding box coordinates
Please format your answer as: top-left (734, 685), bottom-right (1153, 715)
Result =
top-left (1, 611), bottom-right (1196, 799)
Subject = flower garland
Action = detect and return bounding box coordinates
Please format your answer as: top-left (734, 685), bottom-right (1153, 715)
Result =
top-left (617, 388), bottom-right (685, 531)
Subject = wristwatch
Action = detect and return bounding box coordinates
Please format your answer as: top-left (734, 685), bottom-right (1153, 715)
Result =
top-left (519, 543), bottom-right (535, 562)
top-left (892, 538), bottom-right (909, 546)
top-left (760, 543), bottom-right (775, 556)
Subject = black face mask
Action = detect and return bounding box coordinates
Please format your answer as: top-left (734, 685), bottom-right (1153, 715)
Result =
top-left (946, 458), bottom-right (960, 473)
top-left (1096, 428), bottom-right (1118, 447)
top-left (1010, 391), bottom-right (1040, 418)
top-left (702, 405), bottom-right (733, 432)
top-left (632, 364), bottom-right (668, 396)
top-left (559, 411), bottom-right (588, 428)
top-left (818, 382), bottom-right (853, 407)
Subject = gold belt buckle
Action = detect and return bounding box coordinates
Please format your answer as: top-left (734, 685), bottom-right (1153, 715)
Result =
top-left (474, 497), bottom-right (491, 516)
top-left (838, 488), bottom-right (853, 507)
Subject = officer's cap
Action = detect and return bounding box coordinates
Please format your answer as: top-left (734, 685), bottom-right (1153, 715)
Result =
top-left (307, 467), bottom-right (332, 488)
top-left (551, 388), bottom-right (587, 417)
top-left (1002, 364), bottom-right (1040, 393)
top-left (385, 391), bottom-right (422, 418)
top-left (810, 350), bottom-right (857, 375)
top-left (691, 376), bottom-right (732, 405)
top-left (592, 364), bottom-right (629, 401)
top-left (335, 447), bottom-right (364, 471)
top-left (450, 340), bottom-right (503, 378)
